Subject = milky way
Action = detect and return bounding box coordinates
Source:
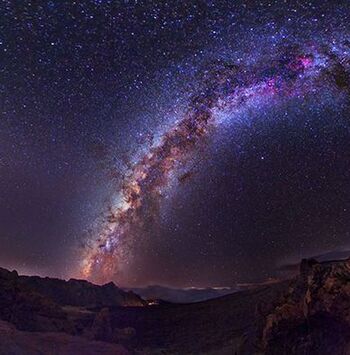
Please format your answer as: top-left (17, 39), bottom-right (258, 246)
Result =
top-left (3, 1), bottom-right (350, 287)
top-left (81, 39), bottom-right (350, 284)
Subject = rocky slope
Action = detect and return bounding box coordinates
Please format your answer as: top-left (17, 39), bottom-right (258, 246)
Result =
top-left (260, 258), bottom-right (350, 354)
top-left (109, 258), bottom-right (350, 354)
top-left (0, 259), bottom-right (349, 354)
top-left (0, 266), bottom-right (145, 333)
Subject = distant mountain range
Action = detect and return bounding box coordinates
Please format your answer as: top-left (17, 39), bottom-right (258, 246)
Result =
top-left (129, 285), bottom-right (237, 303)
top-left (278, 250), bottom-right (350, 276)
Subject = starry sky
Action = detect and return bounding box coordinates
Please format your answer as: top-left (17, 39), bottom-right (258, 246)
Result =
top-left (2, 0), bottom-right (350, 288)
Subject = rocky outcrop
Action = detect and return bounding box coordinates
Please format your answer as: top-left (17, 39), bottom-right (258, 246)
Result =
top-left (87, 307), bottom-right (136, 345)
top-left (89, 307), bottom-right (113, 341)
top-left (0, 266), bottom-right (145, 335)
top-left (260, 258), bottom-right (350, 354)
top-left (0, 267), bottom-right (73, 333)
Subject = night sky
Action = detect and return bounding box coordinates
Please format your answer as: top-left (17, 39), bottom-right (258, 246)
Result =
top-left (2, 0), bottom-right (350, 288)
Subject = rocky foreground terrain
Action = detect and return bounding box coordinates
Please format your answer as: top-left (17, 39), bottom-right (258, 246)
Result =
top-left (0, 258), bottom-right (349, 354)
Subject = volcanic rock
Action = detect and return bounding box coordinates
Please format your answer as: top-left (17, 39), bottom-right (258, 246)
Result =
top-left (260, 258), bottom-right (350, 354)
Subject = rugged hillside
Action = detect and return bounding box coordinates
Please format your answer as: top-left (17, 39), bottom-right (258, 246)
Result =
top-left (0, 267), bottom-right (145, 309)
top-left (104, 258), bottom-right (350, 353)
top-left (0, 266), bottom-right (145, 334)
top-left (260, 258), bottom-right (350, 354)
top-left (18, 274), bottom-right (145, 308)
top-left (0, 259), bottom-right (349, 354)
top-left (112, 280), bottom-right (291, 354)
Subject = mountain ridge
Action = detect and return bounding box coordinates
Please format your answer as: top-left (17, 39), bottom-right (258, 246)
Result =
top-left (0, 258), bottom-right (349, 353)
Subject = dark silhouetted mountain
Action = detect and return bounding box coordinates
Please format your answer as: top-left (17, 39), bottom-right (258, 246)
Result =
top-left (0, 266), bottom-right (145, 333)
top-left (0, 267), bottom-right (145, 309)
top-left (18, 274), bottom-right (146, 308)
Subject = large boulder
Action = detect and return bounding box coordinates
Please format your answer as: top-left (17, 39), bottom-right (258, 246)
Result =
top-left (89, 307), bottom-right (113, 341)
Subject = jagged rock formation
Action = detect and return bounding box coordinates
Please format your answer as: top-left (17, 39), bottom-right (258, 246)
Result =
top-left (260, 258), bottom-right (350, 354)
top-left (0, 268), bottom-right (73, 333)
top-left (17, 273), bottom-right (145, 308)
